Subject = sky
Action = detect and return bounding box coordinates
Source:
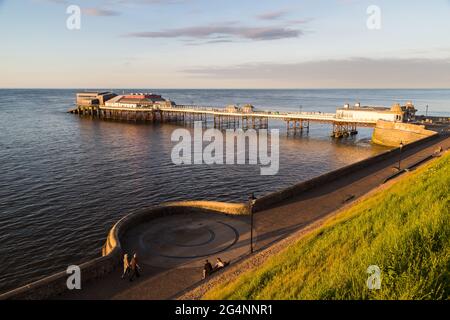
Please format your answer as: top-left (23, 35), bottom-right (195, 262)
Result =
top-left (1, 0), bottom-right (450, 88)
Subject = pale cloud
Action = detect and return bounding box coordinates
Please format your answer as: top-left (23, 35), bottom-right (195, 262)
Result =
top-left (184, 58), bottom-right (450, 88)
top-left (287, 18), bottom-right (312, 25)
top-left (36, 0), bottom-right (69, 4)
top-left (183, 38), bottom-right (235, 46)
top-left (34, 1), bottom-right (121, 16)
top-left (125, 24), bottom-right (302, 41)
top-left (40, 0), bottom-right (187, 5)
top-left (83, 7), bottom-right (121, 16)
top-left (257, 10), bottom-right (288, 20)
top-left (116, 0), bottom-right (189, 4)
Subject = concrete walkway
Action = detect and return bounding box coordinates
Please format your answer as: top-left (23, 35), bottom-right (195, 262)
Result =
top-left (60, 135), bottom-right (450, 300)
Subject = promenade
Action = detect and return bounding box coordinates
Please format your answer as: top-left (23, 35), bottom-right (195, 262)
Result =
top-left (60, 135), bottom-right (450, 300)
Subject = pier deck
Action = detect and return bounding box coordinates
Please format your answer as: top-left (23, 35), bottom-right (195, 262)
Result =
top-left (69, 104), bottom-right (377, 138)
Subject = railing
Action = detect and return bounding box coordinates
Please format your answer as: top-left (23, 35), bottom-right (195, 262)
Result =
top-left (175, 105), bottom-right (222, 111)
top-left (88, 104), bottom-right (378, 124)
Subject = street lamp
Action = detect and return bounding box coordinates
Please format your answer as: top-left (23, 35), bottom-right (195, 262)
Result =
top-left (250, 210), bottom-right (254, 254)
top-left (398, 141), bottom-right (404, 170)
top-left (248, 193), bottom-right (256, 254)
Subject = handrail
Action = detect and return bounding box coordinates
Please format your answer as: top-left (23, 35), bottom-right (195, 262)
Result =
top-left (73, 104), bottom-right (379, 124)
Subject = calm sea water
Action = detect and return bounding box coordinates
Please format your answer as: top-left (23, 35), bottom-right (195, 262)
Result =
top-left (0, 89), bottom-right (449, 293)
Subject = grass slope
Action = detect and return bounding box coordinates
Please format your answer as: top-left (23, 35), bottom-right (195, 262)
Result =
top-left (205, 153), bottom-right (450, 300)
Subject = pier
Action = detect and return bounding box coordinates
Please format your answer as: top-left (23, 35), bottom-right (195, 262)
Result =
top-left (69, 103), bottom-right (377, 138)
top-left (68, 92), bottom-right (435, 142)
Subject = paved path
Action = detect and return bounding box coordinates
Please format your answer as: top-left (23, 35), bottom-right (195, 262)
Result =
top-left (60, 135), bottom-right (450, 300)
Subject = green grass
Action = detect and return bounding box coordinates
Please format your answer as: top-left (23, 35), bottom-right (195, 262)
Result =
top-left (205, 153), bottom-right (450, 300)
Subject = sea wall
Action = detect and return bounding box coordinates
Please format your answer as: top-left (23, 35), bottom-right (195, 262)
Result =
top-left (252, 133), bottom-right (439, 212)
top-left (164, 201), bottom-right (248, 215)
top-left (0, 249), bottom-right (121, 300)
top-left (372, 120), bottom-right (437, 147)
top-left (0, 202), bottom-right (246, 300)
top-left (102, 202), bottom-right (248, 256)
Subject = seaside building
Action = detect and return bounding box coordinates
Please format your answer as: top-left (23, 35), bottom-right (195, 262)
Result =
top-left (242, 104), bottom-right (255, 113)
top-left (403, 101), bottom-right (418, 121)
top-left (225, 105), bottom-right (239, 113)
top-left (336, 102), bottom-right (417, 123)
top-left (76, 92), bottom-right (117, 106)
top-left (104, 93), bottom-right (175, 109)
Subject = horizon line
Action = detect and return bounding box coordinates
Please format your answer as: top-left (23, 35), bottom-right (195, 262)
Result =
top-left (1, 87), bottom-right (450, 90)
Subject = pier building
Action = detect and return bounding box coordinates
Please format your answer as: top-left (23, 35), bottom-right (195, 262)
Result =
top-left (336, 103), bottom-right (404, 122)
top-left (105, 93), bottom-right (175, 109)
top-left (336, 102), bottom-right (416, 123)
top-left (76, 91), bottom-right (117, 106)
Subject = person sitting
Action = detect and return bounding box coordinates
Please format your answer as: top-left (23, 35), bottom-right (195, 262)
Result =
top-left (214, 257), bottom-right (229, 270)
top-left (121, 253), bottom-right (130, 279)
top-left (202, 260), bottom-right (213, 279)
top-left (129, 253), bottom-right (141, 282)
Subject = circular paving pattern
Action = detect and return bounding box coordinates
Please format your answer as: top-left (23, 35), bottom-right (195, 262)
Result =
top-left (161, 225), bottom-right (216, 248)
top-left (139, 218), bottom-right (240, 259)
top-left (121, 212), bottom-right (252, 269)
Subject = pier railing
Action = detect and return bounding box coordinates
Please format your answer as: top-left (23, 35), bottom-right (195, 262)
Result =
top-left (68, 103), bottom-right (378, 137)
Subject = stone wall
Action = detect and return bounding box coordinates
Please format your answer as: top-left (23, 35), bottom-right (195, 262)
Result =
top-left (252, 133), bottom-right (439, 212)
top-left (372, 120), bottom-right (437, 147)
top-left (0, 249), bottom-right (121, 300)
top-left (163, 201), bottom-right (248, 216)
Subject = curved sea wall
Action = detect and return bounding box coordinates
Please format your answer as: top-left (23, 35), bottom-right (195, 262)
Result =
top-left (372, 120), bottom-right (437, 147)
top-left (102, 201), bottom-right (249, 256)
top-left (0, 202), bottom-right (247, 300)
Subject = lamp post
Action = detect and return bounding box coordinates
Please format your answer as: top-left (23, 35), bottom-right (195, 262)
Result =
top-left (398, 141), bottom-right (404, 170)
top-left (248, 193), bottom-right (256, 254)
top-left (250, 210), bottom-right (254, 254)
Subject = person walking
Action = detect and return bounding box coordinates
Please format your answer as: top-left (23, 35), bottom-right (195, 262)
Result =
top-left (121, 253), bottom-right (130, 279)
top-left (202, 260), bottom-right (213, 279)
top-left (129, 253), bottom-right (141, 282)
